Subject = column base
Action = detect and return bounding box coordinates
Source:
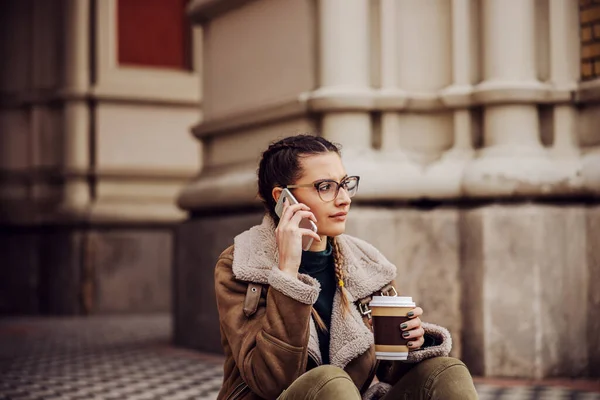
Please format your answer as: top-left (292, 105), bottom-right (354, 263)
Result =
top-left (344, 150), bottom-right (424, 200)
top-left (422, 148), bottom-right (474, 199)
top-left (462, 146), bottom-right (585, 197)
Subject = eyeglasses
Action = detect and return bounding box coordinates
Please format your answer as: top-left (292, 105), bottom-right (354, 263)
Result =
top-left (286, 176), bottom-right (360, 202)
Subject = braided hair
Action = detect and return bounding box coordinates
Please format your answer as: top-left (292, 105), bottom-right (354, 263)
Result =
top-left (257, 135), bottom-right (352, 325)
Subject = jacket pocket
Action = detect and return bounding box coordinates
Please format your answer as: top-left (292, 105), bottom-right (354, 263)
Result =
top-left (260, 331), bottom-right (304, 354)
top-left (226, 382), bottom-right (249, 400)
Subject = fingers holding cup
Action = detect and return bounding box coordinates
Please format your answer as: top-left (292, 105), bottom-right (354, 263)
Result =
top-left (407, 307), bottom-right (423, 319)
top-left (407, 334), bottom-right (425, 350)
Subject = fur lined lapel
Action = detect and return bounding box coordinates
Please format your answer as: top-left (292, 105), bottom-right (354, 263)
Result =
top-left (232, 215), bottom-right (397, 369)
top-left (232, 215), bottom-right (397, 297)
top-left (232, 216), bottom-right (279, 284)
top-left (328, 290), bottom-right (375, 368)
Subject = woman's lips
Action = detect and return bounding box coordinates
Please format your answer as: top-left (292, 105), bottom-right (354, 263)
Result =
top-left (329, 212), bottom-right (347, 221)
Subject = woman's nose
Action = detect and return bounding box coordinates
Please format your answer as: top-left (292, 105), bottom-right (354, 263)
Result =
top-left (335, 187), bottom-right (351, 205)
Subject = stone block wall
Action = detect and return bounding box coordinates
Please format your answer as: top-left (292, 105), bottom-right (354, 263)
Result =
top-left (0, 226), bottom-right (173, 316)
top-left (581, 0), bottom-right (600, 80)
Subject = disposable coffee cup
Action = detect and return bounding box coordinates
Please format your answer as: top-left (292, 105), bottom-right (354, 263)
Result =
top-left (370, 296), bottom-right (416, 361)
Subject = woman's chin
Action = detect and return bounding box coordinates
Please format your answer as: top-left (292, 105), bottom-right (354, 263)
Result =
top-left (322, 221), bottom-right (346, 237)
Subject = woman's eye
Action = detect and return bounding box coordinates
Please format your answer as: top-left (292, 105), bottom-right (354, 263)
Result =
top-left (318, 183), bottom-right (332, 192)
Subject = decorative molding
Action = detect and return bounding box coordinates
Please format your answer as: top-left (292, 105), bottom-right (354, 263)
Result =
top-left (95, 0), bottom-right (201, 105)
top-left (176, 162), bottom-right (259, 210)
top-left (0, 166), bottom-right (194, 225)
top-left (0, 166), bottom-right (194, 183)
top-left (189, 81), bottom-right (587, 141)
top-left (472, 80), bottom-right (553, 104)
top-left (440, 85), bottom-right (475, 108)
top-left (175, 148), bottom-right (596, 212)
top-left (305, 87), bottom-right (374, 112)
top-left (192, 97), bottom-right (307, 139)
top-left (187, 0), bottom-right (258, 24)
top-left (0, 88), bottom-right (201, 108)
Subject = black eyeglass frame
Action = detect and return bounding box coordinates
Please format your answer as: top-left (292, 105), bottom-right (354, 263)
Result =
top-left (286, 175), bottom-right (360, 202)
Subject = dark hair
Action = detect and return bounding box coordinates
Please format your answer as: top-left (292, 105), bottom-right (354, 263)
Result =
top-left (257, 134), bottom-right (341, 222)
top-left (257, 134), bottom-right (352, 323)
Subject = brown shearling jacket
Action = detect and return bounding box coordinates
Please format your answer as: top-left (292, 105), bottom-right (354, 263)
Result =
top-left (215, 216), bottom-right (452, 400)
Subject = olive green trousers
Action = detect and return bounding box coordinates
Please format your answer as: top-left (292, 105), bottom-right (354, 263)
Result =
top-left (277, 357), bottom-right (478, 400)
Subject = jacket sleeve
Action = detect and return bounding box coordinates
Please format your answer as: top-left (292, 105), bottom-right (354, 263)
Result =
top-left (374, 280), bottom-right (453, 386)
top-left (215, 251), bottom-right (320, 400)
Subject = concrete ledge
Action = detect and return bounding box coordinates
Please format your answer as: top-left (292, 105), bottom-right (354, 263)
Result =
top-left (176, 148), bottom-right (598, 213)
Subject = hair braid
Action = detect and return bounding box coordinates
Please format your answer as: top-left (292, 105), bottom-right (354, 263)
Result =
top-left (311, 308), bottom-right (327, 332)
top-left (331, 237), bottom-right (352, 316)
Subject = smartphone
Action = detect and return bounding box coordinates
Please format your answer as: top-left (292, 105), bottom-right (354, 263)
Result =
top-left (275, 188), bottom-right (318, 251)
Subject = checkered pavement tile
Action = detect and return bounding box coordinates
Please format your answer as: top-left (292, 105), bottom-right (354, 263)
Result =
top-left (0, 315), bottom-right (598, 400)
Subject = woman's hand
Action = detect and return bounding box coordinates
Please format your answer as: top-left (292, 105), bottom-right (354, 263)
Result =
top-left (400, 307), bottom-right (425, 350)
top-left (275, 198), bottom-right (321, 278)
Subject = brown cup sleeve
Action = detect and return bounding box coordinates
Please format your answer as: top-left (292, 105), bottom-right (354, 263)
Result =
top-left (373, 316), bottom-right (410, 346)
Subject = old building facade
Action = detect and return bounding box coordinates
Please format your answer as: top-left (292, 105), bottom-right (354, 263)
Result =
top-left (1, 0), bottom-right (598, 380)
top-left (175, 0), bottom-right (600, 379)
top-left (0, 0), bottom-right (201, 315)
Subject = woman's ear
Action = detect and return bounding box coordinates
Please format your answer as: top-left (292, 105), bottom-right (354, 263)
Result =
top-left (272, 187), bottom-right (283, 203)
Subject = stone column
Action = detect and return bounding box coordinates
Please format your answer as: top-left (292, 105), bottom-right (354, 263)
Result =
top-left (459, 0), bottom-right (591, 379)
top-left (371, 0), bottom-right (422, 199)
top-left (395, 0), bottom-right (453, 166)
top-left (312, 0), bottom-right (371, 150)
top-left (61, 0), bottom-right (92, 216)
top-left (549, 0), bottom-right (580, 158)
top-left (378, 0), bottom-right (404, 152)
top-left (463, 0), bottom-right (564, 197)
top-left (428, 0), bottom-right (479, 198)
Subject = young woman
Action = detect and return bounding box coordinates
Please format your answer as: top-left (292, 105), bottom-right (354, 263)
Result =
top-left (214, 135), bottom-right (478, 400)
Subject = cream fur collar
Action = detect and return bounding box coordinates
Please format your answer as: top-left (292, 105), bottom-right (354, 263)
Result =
top-left (232, 215), bottom-right (397, 300)
top-left (232, 215), bottom-right (397, 369)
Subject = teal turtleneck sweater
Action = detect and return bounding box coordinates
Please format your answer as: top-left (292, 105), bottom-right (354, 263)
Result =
top-left (299, 242), bottom-right (335, 365)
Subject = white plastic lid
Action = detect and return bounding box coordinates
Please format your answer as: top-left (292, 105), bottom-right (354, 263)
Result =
top-left (369, 296), bottom-right (415, 307)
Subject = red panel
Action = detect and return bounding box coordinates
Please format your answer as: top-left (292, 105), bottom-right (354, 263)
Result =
top-left (117, 0), bottom-right (191, 70)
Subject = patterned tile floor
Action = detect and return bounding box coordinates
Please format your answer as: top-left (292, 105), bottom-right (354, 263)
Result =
top-left (0, 315), bottom-right (598, 400)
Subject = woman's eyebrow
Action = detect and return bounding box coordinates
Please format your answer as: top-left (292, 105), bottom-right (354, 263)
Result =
top-left (313, 174), bottom-right (348, 183)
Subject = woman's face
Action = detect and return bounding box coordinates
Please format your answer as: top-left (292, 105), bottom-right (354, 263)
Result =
top-left (284, 152), bottom-right (352, 238)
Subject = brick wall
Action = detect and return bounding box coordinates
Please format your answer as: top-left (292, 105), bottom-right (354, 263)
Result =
top-left (581, 0), bottom-right (600, 81)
